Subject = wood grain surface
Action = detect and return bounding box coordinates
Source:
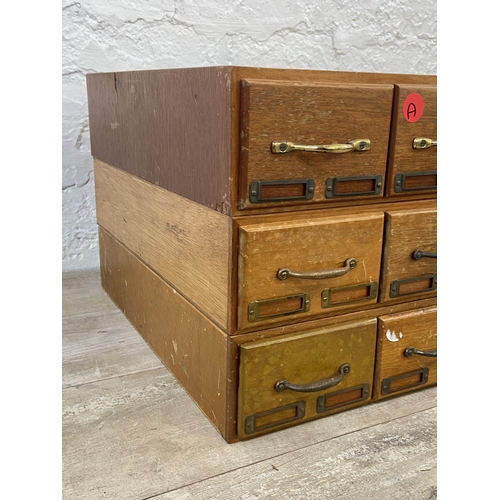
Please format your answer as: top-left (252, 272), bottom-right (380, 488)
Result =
top-left (380, 205), bottom-right (437, 302)
top-left (237, 211), bottom-right (384, 329)
top-left (238, 319), bottom-right (377, 438)
top-left (94, 159), bottom-right (232, 331)
top-left (156, 408), bottom-right (437, 500)
top-left (87, 66), bottom-right (436, 216)
top-left (99, 227), bottom-right (231, 438)
top-left (386, 84), bottom-right (437, 197)
top-left (233, 66), bottom-right (437, 87)
top-left (87, 66), bottom-right (233, 214)
top-left (62, 269), bottom-right (437, 499)
top-left (239, 79), bottom-right (393, 210)
top-left (373, 307), bottom-right (437, 400)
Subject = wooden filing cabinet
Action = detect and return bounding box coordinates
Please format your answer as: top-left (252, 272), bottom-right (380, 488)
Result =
top-left (87, 66), bottom-right (437, 443)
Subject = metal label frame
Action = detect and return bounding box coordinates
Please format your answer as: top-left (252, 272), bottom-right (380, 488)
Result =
top-left (394, 170), bottom-right (437, 193)
top-left (381, 368), bottom-right (430, 395)
top-left (325, 175), bottom-right (383, 198)
top-left (389, 274), bottom-right (437, 298)
top-left (244, 401), bottom-right (306, 434)
top-left (249, 178), bottom-right (315, 203)
top-left (321, 282), bottom-right (378, 309)
top-left (316, 384), bottom-right (370, 413)
top-left (248, 293), bottom-right (311, 322)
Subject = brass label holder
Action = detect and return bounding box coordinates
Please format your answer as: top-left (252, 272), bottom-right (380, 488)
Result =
top-left (316, 383), bottom-right (370, 413)
top-left (394, 170), bottom-right (437, 193)
top-left (244, 401), bottom-right (306, 434)
top-left (389, 274), bottom-right (437, 298)
top-left (381, 368), bottom-right (429, 395)
top-left (321, 282), bottom-right (377, 309)
top-left (325, 175), bottom-right (383, 198)
top-left (249, 178), bottom-right (315, 203)
top-left (248, 293), bottom-right (311, 322)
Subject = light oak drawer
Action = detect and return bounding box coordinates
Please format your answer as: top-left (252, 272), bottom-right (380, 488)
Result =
top-left (239, 79), bottom-right (394, 209)
top-left (238, 318), bottom-right (377, 437)
top-left (373, 307), bottom-right (437, 400)
top-left (238, 212), bottom-right (384, 329)
top-left (387, 84), bottom-right (437, 196)
top-left (380, 207), bottom-right (437, 301)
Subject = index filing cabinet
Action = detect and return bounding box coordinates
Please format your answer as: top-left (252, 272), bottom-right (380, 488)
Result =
top-left (87, 66), bottom-right (437, 443)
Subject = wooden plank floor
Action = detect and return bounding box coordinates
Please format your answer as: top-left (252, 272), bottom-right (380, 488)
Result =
top-left (62, 270), bottom-right (437, 500)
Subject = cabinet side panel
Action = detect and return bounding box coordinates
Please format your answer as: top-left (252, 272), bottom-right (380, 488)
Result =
top-left (95, 160), bottom-right (231, 331)
top-left (99, 227), bottom-right (231, 440)
top-left (87, 67), bottom-right (233, 214)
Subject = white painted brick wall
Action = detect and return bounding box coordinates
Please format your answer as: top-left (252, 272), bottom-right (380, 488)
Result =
top-left (62, 0), bottom-right (436, 271)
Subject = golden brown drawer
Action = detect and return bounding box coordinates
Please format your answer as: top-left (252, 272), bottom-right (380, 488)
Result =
top-left (238, 212), bottom-right (384, 329)
top-left (238, 318), bottom-right (377, 437)
top-left (380, 206), bottom-right (437, 301)
top-left (373, 307), bottom-right (436, 400)
top-left (387, 84), bottom-right (437, 197)
top-left (239, 79), bottom-right (394, 209)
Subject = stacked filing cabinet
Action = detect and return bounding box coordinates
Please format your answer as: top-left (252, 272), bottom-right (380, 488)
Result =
top-left (87, 66), bottom-right (437, 443)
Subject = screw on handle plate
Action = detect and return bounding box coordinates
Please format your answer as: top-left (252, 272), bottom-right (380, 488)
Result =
top-left (412, 249), bottom-right (437, 260)
top-left (274, 363), bottom-right (350, 393)
top-left (413, 137), bottom-right (437, 149)
top-left (404, 347), bottom-right (437, 358)
top-left (277, 258), bottom-right (357, 280)
top-left (271, 139), bottom-right (370, 154)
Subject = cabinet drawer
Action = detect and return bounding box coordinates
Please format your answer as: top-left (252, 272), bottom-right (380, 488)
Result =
top-left (380, 207), bottom-right (437, 301)
top-left (373, 307), bottom-right (437, 400)
top-left (387, 85), bottom-right (437, 196)
top-left (238, 319), bottom-right (377, 437)
top-left (239, 79), bottom-right (394, 209)
top-left (238, 213), bottom-right (384, 329)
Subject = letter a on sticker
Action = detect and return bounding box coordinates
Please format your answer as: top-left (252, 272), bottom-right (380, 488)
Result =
top-left (406, 102), bottom-right (417, 120)
top-left (403, 93), bottom-right (424, 123)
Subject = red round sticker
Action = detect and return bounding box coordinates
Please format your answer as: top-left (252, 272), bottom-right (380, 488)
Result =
top-left (402, 93), bottom-right (424, 123)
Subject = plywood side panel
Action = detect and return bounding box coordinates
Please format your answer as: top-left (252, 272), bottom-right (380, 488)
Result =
top-left (98, 227), bottom-right (231, 439)
top-left (95, 160), bottom-right (231, 331)
top-left (87, 67), bottom-right (233, 214)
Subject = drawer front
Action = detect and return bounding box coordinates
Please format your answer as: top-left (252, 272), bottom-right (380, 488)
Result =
top-left (387, 84), bottom-right (437, 196)
top-left (380, 207), bottom-right (437, 301)
top-left (373, 307), bottom-right (437, 400)
top-left (238, 319), bottom-right (377, 437)
top-left (239, 79), bottom-right (394, 209)
top-left (238, 213), bottom-right (384, 330)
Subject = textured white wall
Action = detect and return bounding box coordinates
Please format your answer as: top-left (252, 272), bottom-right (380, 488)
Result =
top-left (62, 0), bottom-right (437, 271)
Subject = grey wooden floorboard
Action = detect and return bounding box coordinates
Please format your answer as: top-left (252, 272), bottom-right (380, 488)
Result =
top-left (63, 270), bottom-right (163, 388)
top-left (63, 270), bottom-right (114, 318)
top-left (63, 310), bottom-right (162, 388)
top-left (62, 270), bottom-right (437, 500)
top-left (157, 408), bottom-right (437, 500)
top-left (62, 366), bottom-right (436, 500)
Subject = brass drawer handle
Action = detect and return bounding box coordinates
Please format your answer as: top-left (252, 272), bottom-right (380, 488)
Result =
top-left (412, 249), bottom-right (437, 260)
top-left (275, 363), bottom-right (350, 393)
top-left (278, 258), bottom-right (357, 280)
top-left (271, 139), bottom-right (370, 154)
top-left (404, 347), bottom-right (437, 358)
top-left (413, 137), bottom-right (437, 149)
